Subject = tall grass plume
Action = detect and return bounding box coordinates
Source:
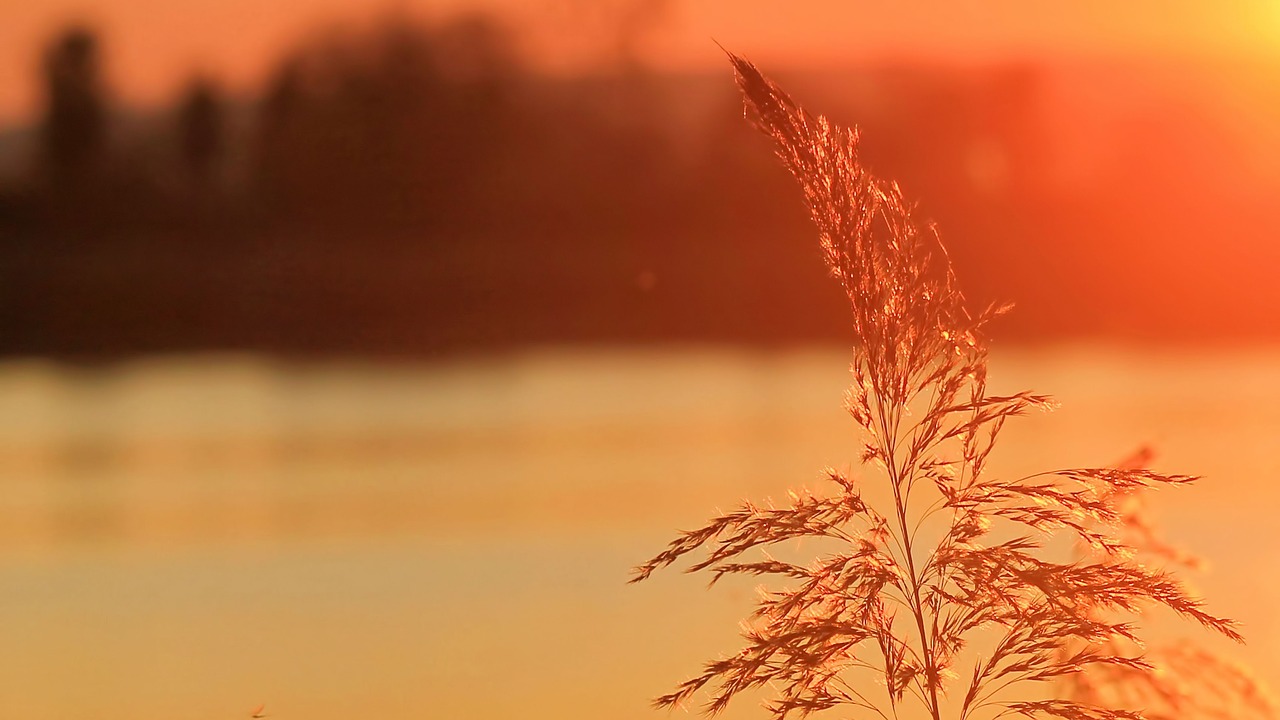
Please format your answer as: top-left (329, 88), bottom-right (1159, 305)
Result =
top-left (631, 53), bottom-right (1259, 720)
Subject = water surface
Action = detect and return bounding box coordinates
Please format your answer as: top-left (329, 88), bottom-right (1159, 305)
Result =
top-left (0, 346), bottom-right (1276, 720)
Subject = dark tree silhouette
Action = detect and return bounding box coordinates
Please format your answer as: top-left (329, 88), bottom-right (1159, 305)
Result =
top-left (248, 15), bottom-right (522, 230)
top-left (177, 76), bottom-right (225, 187)
top-left (251, 58), bottom-right (305, 218)
top-left (39, 26), bottom-right (107, 186)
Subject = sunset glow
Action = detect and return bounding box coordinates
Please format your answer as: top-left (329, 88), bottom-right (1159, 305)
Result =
top-left (3, 3), bottom-right (1280, 720)
top-left (4, 1), bottom-right (1280, 125)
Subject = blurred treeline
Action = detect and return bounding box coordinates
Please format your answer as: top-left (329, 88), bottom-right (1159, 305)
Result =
top-left (0, 14), bottom-right (1276, 357)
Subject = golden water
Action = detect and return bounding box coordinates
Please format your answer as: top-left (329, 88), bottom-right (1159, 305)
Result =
top-left (0, 346), bottom-right (1276, 719)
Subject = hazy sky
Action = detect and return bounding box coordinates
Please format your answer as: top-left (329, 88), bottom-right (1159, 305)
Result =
top-left (3, 1), bottom-right (1280, 125)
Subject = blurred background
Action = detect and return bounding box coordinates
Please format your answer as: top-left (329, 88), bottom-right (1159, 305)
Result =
top-left (1, 1), bottom-right (1279, 719)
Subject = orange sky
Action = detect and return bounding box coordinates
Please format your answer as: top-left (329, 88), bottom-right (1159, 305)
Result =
top-left (2, 1), bottom-right (1280, 125)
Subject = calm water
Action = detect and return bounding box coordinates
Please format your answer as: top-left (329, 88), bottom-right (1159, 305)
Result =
top-left (0, 346), bottom-right (1277, 720)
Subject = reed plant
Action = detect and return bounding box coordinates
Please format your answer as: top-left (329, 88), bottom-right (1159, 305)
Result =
top-left (1056, 448), bottom-right (1275, 720)
top-left (631, 54), bottom-right (1253, 720)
